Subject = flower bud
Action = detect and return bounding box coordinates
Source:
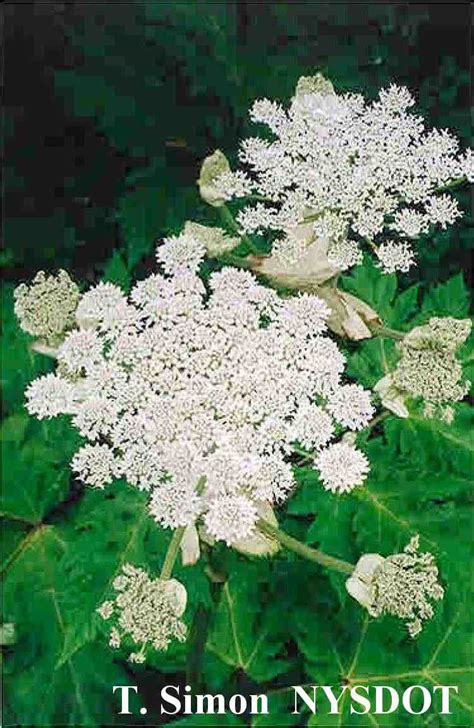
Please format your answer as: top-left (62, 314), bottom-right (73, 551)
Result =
top-left (232, 501), bottom-right (281, 557)
top-left (294, 73), bottom-right (335, 98)
top-left (14, 270), bottom-right (80, 344)
top-left (345, 553), bottom-right (385, 609)
top-left (180, 524), bottom-right (201, 566)
top-left (184, 221), bottom-right (239, 256)
top-left (251, 229), bottom-right (339, 288)
top-left (198, 150), bottom-right (231, 207)
top-left (374, 374), bottom-right (409, 418)
top-left (316, 288), bottom-right (381, 340)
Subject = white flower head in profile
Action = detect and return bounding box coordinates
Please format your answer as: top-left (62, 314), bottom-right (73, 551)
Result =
top-left (346, 536), bottom-right (444, 637)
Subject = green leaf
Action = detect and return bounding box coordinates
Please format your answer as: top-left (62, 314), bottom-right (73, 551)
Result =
top-left (1, 285), bottom-right (52, 413)
top-left (1, 417), bottom-right (79, 523)
top-left (2, 525), bottom-right (137, 725)
top-left (102, 250), bottom-right (131, 291)
top-left (420, 273), bottom-right (469, 319)
top-left (57, 483), bottom-right (211, 667)
top-left (207, 561), bottom-right (288, 682)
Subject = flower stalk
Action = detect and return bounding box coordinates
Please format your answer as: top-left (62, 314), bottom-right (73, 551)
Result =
top-left (160, 476), bottom-right (207, 580)
top-left (368, 322), bottom-right (406, 341)
top-left (256, 519), bottom-right (354, 574)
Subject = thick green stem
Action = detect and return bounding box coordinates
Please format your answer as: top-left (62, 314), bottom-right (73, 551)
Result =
top-left (160, 526), bottom-right (187, 580)
top-left (160, 476), bottom-right (207, 580)
top-left (257, 519), bottom-right (354, 575)
top-left (218, 204), bottom-right (260, 256)
top-left (368, 322), bottom-right (406, 341)
top-left (435, 176), bottom-right (467, 194)
top-left (363, 410), bottom-right (390, 433)
top-left (219, 253), bottom-right (253, 270)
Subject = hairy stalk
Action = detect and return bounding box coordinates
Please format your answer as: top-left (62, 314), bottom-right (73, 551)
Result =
top-left (368, 322), bottom-right (406, 341)
top-left (363, 410), bottom-right (390, 433)
top-left (186, 605), bottom-right (210, 692)
top-left (436, 176), bottom-right (467, 194)
top-left (160, 476), bottom-right (207, 580)
top-left (218, 204), bottom-right (261, 256)
top-left (219, 253), bottom-right (253, 270)
top-left (257, 519), bottom-right (354, 574)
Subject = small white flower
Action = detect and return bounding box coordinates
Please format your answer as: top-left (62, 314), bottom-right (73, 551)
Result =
top-left (58, 329), bottom-right (103, 374)
top-left (71, 443), bottom-right (118, 488)
top-left (25, 373), bottom-right (76, 419)
top-left (378, 84), bottom-right (415, 113)
top-left (204, 494), bottom-right (258, 545)
top-left (287, 400), bottom-right (334, 450)
top-left (327, 239), bottom-right (363, 271)
top-left (315, 442), bottom-right (369, 494)
top-left (392, 209), bottom-right (428, 238)
top-left (76, 282), bottom-right (131, 333)
top-left (376, 241), bottom-right (416, 274)
top-left (97, 601), bottom-right (114, 620)
top-left (327, 384), bottom-right (374, 430)
top-left (157, 232), bottom-right (206, 275)
top-left (424, 195), bottom-right (461, 229)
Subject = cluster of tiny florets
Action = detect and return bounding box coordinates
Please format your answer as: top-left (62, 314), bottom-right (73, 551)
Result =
top-left (21, 237), bottom-right (374, 544)
top-left (97, 564), bottom-right (187, 662)
top-left (211, 79), bottom-right (472, 273)
top-left (315, 441), bottom-right (370, 494)
top-left (369, 536), bottom-right (444, 638)
top-left (14, 270), bottom-right (80, 344)
top-left (393, 317), bottom-right (471, 420)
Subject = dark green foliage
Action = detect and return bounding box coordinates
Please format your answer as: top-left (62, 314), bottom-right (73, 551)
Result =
top-left (2, 3), bottom-right (472, 726)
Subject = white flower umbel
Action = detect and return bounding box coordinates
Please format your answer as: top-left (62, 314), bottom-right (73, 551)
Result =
top-left (25, 373), bottom-right (77, 419)
top-left (375, 241), bottom-right (416, 274)
top-left (315, 442), bottom-right (370, 494)
top-left (97, 563), bottom-right (187, 661)
top-left (23, 239), bottom-right (373, 545)
top-left (217, 78), bottom-right (473, 272)
top-left (327, 384), bottom-right (375, 430)
top-left (346, 536), bottom-right (444, 638)
top-left (157, 231), bottom-right (206, 275)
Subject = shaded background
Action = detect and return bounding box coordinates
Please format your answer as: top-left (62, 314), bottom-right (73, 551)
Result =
top-left (3, 1), bottom-right (472, 285)
top-left (2, 3), bottom-right (473, 727)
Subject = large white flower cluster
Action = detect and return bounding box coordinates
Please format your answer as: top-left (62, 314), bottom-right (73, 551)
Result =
top-left (212, 78), bottom-right (473, 273)
top-left (24, 239), bottom-right (374, 545)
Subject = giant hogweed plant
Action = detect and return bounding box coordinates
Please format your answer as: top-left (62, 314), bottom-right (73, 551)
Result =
top-left (9, 76), bottom-right (473, 710)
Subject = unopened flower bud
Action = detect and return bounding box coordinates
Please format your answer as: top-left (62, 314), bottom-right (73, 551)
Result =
top-left (232, 501), bottom-right (281, 557)
top-left (14, 270), bottom-right (80, 344)
top-left (374, 373), bottom-right (409, 418)
top-left (253, 229), bottom-right (340, 288)
top-left (180, 524), bottom-right (200, 566)
top-left (198, 150), bottom-right (231, 207)
top-left (184, 221), bottom-right (239, 256)
top-left (294, 73), bottom-right (335, 98)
